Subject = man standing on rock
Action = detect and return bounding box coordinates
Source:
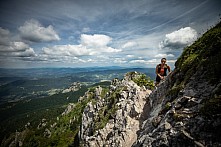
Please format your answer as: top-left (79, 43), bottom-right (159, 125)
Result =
top-left (155, 58), bottom-right (171, 86)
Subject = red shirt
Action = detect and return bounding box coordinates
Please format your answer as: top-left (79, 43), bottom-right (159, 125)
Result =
top-left (160, 67), bottom-right (164, 75)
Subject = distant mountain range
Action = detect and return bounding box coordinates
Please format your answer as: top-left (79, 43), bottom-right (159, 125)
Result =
top-left (0, 67), bottom-right (155, 79)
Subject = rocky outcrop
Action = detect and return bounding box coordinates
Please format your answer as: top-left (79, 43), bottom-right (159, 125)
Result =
top-left (133, 73), bottom-right (221, 147)
top-left (80, 22), bottom-right (221, 147)
top-left (62, 82), bottom-right (81, 93)
top-left (61, 103), bottom-right (75, 116)
top-left (80, 74), bottom-right (152, 147)
top-left (133, 22), bottom-right (221, 147)
top-left (80, 69), bottom-right (221, 147)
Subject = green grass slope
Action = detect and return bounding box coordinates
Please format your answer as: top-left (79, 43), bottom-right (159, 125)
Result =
top-left (175, 21), bottom-right (221, 85)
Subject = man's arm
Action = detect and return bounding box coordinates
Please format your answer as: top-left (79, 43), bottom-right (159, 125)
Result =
top-left (156, 65), bottom-right (160, 77)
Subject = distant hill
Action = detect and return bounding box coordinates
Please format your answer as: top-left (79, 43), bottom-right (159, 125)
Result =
top-left (0, 67), bottom-right (155, 103)
top-left (0, 67), bottom-right (155, 79)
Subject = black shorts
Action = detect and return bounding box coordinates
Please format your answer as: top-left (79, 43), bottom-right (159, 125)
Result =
top-left (156, 75), bottom-right (161, 83)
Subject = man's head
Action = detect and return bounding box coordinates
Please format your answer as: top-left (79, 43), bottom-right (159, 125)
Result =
top-left (161, 58), bottom-right (166, 64)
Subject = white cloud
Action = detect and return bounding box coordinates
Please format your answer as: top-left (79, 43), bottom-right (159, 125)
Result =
top-left (159, 27), bottom-right (198, 50)
top-left (145, 58), bottom-right (176, 66)
top-left (166, 60), bottom-right (177, 63)
top-left (10, 48), bottom-right (36, 57)
top-left (78, 58), bottom-right (87, 63)
top-left (154, 53), bottom-right (175, 58)
top-left (42, 34), bottom-right (121, 59)
top-left (80, 34), bottom-right (121, 53)
top-left (113, 58), bottom-right (127, 64)
top-left (0, 42), bottom-right (30, 52)
top-left (42, 34), bottom-right (121, 56)
top-left (103, 47), bottom-right (122, 53)
top-left (0, 27), bottom-right (36, 58)
top-left (127, 58), bottom-right (174, 68)
top-left (146, 59), bottom-right (158, 63)
top-left (42, 44), bottom-right (90, 56)
top-left (128, 59), bottom-right (163, 67)
top-left (12, 42), bottom-right (29, 51)
top-left (81, 34), bottom-right (111, 48)
top-left (87, 58), bottom-right (95, 62)
top-left (26, 54), bottom-right (81, 63)
top-left (19, 19), bottom-right (60, 42)
top-left (126, 54), bottom-right (134, 58)
top-left (129, 59), bottom-right (160, 65)
top-left (0, 47), bottom-right (36, 57)
top-left (122, 41), bottom-right (137, 48)
top-left (129, 59), bottom-right (147, 63)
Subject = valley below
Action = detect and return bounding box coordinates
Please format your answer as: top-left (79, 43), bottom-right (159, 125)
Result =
top-left (0, 67), bottom-right (155, 144)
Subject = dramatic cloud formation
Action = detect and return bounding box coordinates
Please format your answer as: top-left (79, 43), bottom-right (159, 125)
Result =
top-left (81, 34), bottom-right (113, 49)
top-left (0, 27), bottom-right (36, 57)
top-left (0, 42), bottom-right (28, 52)
top-left (18, 19), bottom-right (60, 42)
top-left (42, 34), bottom-right (121, 58)
top-left (0, 0), bottom-right (220, 68)
top-left (42, 44), bottom-right (90, 57)
top-left (0, 42), bottom-right (36, 57)
top-left (8, 48), bottom-right (36, 57)
top-left (159, 27), bottom-right (198, 50)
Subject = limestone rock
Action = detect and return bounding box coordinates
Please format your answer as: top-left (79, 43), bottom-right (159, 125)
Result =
top-left (62, 103), bottom-right (75, 116)
top-left (133, 72), bottom-right (221, 147)
top-left (80, 72), bottom-right (152, 147)
top-left (62, 82), bottom-right (81, 93)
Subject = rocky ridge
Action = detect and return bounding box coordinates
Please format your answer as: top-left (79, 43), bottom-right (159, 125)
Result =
top-left (133, 72), bottom-right (220, 146)
top-left (132, 22), bottom-right (221, 147)
top-left (80, 22), bottom-right (221, 146)
top-left (62, 82), bottom-right (81, 93)
top-left (80, 73), bottom-right (152, 146)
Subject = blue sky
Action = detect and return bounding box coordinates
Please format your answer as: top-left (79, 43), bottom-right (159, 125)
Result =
top-left (0, 0), bottom-right (220, 68)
